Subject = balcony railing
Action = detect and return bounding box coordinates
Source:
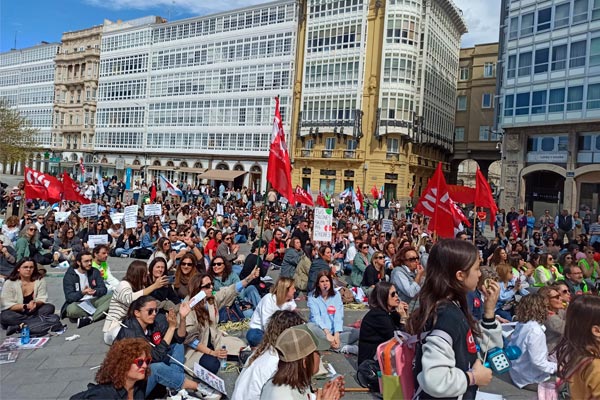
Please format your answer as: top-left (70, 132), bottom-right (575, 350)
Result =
top-left (294, 149), bottom-right (364, 160)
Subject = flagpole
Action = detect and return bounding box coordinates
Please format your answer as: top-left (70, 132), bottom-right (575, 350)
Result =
top-left (472, 210), bottom-right (477, 245)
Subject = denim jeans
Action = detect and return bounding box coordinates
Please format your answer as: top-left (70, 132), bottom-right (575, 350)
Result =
top-left (246, 328), bottom-right (264, 347)
top-left (146, 343), bottom-right (186, 395)
top-left (241, 285), bottom-right (261, 308)
top-left (234, 234), bottom-right (247, 244)
top-left (115, 247), bottom-right (134, 257)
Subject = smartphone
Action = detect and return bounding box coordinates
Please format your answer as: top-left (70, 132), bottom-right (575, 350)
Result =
top-left (167, 275), bottom-right (176, 284)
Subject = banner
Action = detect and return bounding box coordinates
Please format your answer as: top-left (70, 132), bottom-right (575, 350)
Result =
top-left (447, 184), bottom-right (476, 204)
top-left (313, 207), bottom-right (333, 242)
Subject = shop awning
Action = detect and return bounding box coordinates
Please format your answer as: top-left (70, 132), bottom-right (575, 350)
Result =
top-left (147, 165), bottom-right (164, 171)
top-left (125, 164), bottom-right (142, 170)
top-left (198, 169), bottom-right (246, 182)
top-left (178, 167), bottom-right (206, 174)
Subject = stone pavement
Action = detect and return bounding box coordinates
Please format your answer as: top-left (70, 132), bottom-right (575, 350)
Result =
top-left (0, 255), bottom-right (532, 400)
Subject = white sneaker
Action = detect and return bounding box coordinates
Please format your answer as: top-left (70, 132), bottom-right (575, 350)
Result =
top-left (340, 344), bottom-right (359, 355)
top-left (167, 389), bottom-right (202, 400)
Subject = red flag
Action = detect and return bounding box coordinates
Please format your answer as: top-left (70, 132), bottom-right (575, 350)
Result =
top-left (24, 167), bottom-right (62, 203)
top-left (447, 184), bottom-right (476, 204)
top-left (475, 168), bottom-right (498, 225)
top-left (62, 172), bottom-right (90, 204)
top-left (150, 182), bottom-right (157, 202)
top-left (510, 219), bottom-right (520, 239)
top-left (414, 163), bottom-right (456, 238)
top-left (409, 184), bottom-right (415, 199)
top-left (294, 185), bottom-right (314, 206)
top-left (267, 97), bottom-right (294, 203)
top-left (316, 192), bottom-right (328, 208)
top-left (370, 185), bottom-right (379, 199)
top-left (356, 186), bottom-right (364, 212)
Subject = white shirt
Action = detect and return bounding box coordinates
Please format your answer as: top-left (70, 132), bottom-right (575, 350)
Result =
top-left (74, 269), bottom-right (94, 301)
top-left (508, 321), bottom-right (557, 388)
top-left (249, 294), bottom-right (296, 331)
top-left (231, 347), bottom-right (279, 400)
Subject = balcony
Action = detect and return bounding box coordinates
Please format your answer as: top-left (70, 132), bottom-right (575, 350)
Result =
top-left (386, 152), bottom-right (400, 161)
top-left (55, 47), bottom-right (100, 62)
top-left (294, 148), bottom-right (364, 160)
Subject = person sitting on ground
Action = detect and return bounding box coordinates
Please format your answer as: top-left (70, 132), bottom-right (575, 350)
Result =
top-left (71, 337), bottom-right (151, 400)
top-left (537, 286), bottom-right (566, 354)
top-left (351, 241), bottom-right (370, 288)
top-left (0, 258), bottom-right (56, 334)
top-left (361, 250), bottom-right (385, 296)
top-left (562, 265), bottom-right (590, 296)
top-left (233, 310), bottom-right (306, 400)
top-left (578, 246), bottom-right (599, 288)
top-left (308, 270), bottom-right (360, 354)
top-left (140, 222), bottom-right (164, 251)
top-left (53, 225), bottom-right (83, 266)
top-left (114, 296), bottom-right (200, 398)
top-left (239, 240), bottom-right (274, 297)
top-left (495, 263), bottom-right (529, 321)
top-left (103, 260), bottom-right (170, 345)
top-left (534, 253), bottom-right (563, 287)
top-left (280, 237), bottom-right (303, 279)
top-left (173, 252), bottom-right (199, 299)
top-left (246, 277), bottom-right (297, 347)
top-left (391, 246), bottom-right (425, 305)
top-left (209, 256), bottom-right (261, 309)
top-left (216, 232), bottom-right (241, 267)
top-left (15, 223), bottom-right (53, 265)
top-left (508, 293), bottom-right (557, 391)
top-left (0, 239), bottom-right (16, 277)
top-left (61, 251), bottom-right (112, 329)
top-left (307, 246), bottom-right (334, 294)
top-left (358, 281), bottom-right (408, 366)
top-left (92, 244), bottom-right (120, 292)
top-left (114, 228), bottom-right (139, 258)
top-left (184, 269), bottom-right (260, 374)
top-left (259, 323), bottom-right (345, 400)
top-left (294, 243), bottom-right (315, 294)
top-left (146, 257), bottom-right (180, 310)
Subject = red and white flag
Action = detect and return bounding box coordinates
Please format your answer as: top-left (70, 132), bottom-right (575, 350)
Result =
top-left (294, 185), bottom-right (314, 207)
top-left (24, 167), bottom-right (63, 203)
top-left (316, 192), bottom-right (328, 208)
top-left (414, 163), bottom-right (459, 238)
top-left (62, 172), bottom-right (90, 204)
top-left (356, 186), bottom-right (364, 212)
top-left (267, 97), bottom-right (294, 203)
top-left (475, 168), bottom-right (498, 225)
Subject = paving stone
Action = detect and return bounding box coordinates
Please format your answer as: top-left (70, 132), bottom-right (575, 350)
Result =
top-left (38, 354), bottom-right (91, 369)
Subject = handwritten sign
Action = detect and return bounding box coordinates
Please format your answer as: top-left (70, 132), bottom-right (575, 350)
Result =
top-left (216, 204), bottom-right (224, 216)
top-left (55, 211), bottom-right (71, 222)
top-left (110, 213), bottom-right (124, 225)
top-left (87, 234), bottom-right (109, 249)
top-left (194, 363), bottom-right (227, 395)
top-left (123, 205), bottom-right (138, 229)
top-left (144, 204), bottom-right (161, 217)
top-left (80, 203), bottom-right (98, 218)
top-left (313, 207), bottom-right (333, 242)
top-left (381, 219), bottom-right (393, 233)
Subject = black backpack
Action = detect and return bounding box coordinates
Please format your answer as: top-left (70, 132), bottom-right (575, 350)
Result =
top-left (25, 314), bottom-right (65, 337)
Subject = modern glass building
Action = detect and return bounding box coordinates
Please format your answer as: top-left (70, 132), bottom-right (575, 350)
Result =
top-left (498, 0), bottom-right (600, 216)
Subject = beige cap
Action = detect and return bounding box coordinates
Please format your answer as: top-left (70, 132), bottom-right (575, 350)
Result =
top-left (275, 323), bottom-right (330, 362)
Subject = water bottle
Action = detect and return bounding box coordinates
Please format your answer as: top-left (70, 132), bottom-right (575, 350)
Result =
top-left (21, 324), bottom-right (30, 345)
top-left (220, 345), bottom-right (227, 371)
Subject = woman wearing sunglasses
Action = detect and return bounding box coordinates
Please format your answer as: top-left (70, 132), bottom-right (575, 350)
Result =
top-left (184, 268), bottom-right (260, 374)
top-left (209, 256), bottom-right (261, 311)
top-left (173, 253), bottom-right (199, 299)
top-left (72, 337), bottom-right (151, 399)
top-left (14, 223), bottom-right (53, 265)
top-left (537, 285), bottom-right (566, 354)
top-left (114, 296), bottom-right (200, 397)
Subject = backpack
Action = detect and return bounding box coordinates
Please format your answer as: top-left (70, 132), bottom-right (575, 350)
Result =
top-left (338, 287), bottom-right (355, 304)
top-left (131, 248), bottom-right (152, 259)
top-left (25, 314), bottom-right (65, 337)
top-left (376, 330), bottom-right (452, 400)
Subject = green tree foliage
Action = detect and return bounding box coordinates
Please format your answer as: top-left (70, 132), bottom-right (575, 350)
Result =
top-left (0, 99), bottom-right (40, 165)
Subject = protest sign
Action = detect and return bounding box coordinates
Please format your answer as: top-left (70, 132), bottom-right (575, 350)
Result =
top-left (110, 213), bottom-right (124, 225)
top-left (216, 204), bottom-right (224, 216)
top-left (381, 219), bottom-right (393, 233)
top-left (80, 203), bottom-right (98, 218)
top-left (87, 234), bottom-right (109, 249)
top-left (313, 207), bottom-right (333, 242)
top-left (55, 211), bottom-right (71, 222)
top-left (144, 204), bottom-right (161, 217)
top-left (194, 363), bottom-right (227, 395)
top-left (123, 205), bottom-right (138, 229)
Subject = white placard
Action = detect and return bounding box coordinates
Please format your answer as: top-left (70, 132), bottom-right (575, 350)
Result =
top-left (110, 213), bottom-right (124, 225)
top-left (80, 203), bottom-right (98, 218)
top-left (123, 205), bottom-right (138, 229)
top-left (87, 234), bottom-right (109, 249)
top-left (188, 290), bottom-right (207, 309)
top-left (144, 203), bottom-right (161, 216)
top-left (381, 219), bottom-right (393, 233)
top-left (216, 204), bottom-right (224, 216)
top-left (55, 211), bottom-right (71, 222)
top-left (313, 207), bottom-right (333, 242)
top-left (193, 362), bottom-right (227, 395)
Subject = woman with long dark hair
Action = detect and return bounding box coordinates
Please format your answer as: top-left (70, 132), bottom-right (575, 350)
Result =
top-left (103, 260), bottom-right (169, 344)
top-left (146, 257), bottom-right (180, 310)
top-left (407, 239), bottom-right (503, 399)
top-left (0, 258), bottom-right (55, 332)
top-left (173, 252), bottom-right (200, 299)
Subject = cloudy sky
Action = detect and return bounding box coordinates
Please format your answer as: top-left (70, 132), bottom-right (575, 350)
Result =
top-left (1, 0), bottom-right (501, 51)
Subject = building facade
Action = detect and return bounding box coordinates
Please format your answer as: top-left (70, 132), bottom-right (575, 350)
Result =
top-left (92, 2), bottom-right (298, 191)
top-left (498, 0), bottom-right (600, 217)
top-left (0, 42), bottom-right (59, 174)
top-left (451, 42), bottom-right (501, 189)
top-left (52, 25), bottom-right (103, 176)
top-left (291, 0), bottom-right (467, 202)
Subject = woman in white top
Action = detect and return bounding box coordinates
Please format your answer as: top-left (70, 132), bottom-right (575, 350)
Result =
top-left (246, 277), bottom-right (297, 347)
top-left (232, 310), bottom-right (305, 400)
top-left (102, 260), bottom-right (168, 344)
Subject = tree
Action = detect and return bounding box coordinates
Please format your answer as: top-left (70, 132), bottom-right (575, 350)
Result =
top-left (0, 99), bottom-right (40, 169)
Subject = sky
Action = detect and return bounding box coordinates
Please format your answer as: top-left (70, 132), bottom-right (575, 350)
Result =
top-left (0, 0), bottom-right (501, 53)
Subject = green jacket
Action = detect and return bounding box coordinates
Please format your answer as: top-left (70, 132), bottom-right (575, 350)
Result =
top-left (15, 237), bottom-right (45, 262)
top-left (351, 253), bottom-right (369, 287)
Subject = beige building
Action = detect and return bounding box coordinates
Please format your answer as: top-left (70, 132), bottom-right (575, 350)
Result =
top-left (52, 25), bottom-right (103, 173)
top-left (451, 42), bottom-right (501, 190)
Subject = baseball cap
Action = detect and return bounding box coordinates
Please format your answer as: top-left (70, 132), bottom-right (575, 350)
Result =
top-left (275, 323), bottom-right (330, 362)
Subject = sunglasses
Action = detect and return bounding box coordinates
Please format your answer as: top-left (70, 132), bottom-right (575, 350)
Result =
top-left (560, 289), bottom-right (569, 294)
top-left (389, 291), bottom-right (399, 297)
top-left (143, 308), bottom-right (158, 315)
top-left (212, 262), bottom-right (224, 267)
top-left (133, 357), bottom-right (152, 368)
top-left (180, 262), bottom-right (194, 266)
top-left (375, 256), bottom-right (385, 259)
top-left (224, 237), bottom-right (231, 241)
top-left (201, 283), bottom-right (214, 289)
top-left (549, 294), bottom-right (560, 300)
top-left (406, 257), bottom-right (419, 262)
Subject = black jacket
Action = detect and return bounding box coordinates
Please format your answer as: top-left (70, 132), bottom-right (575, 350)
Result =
top-left (70, 381), bottom-right (146, 399)
top-left (61, 266), bottom-right (108, 317)
top-left (148, 284), bottom-right (181, 305)
top-left (115, 233), bottom-right (139, 250)
top-left (358, 308), bottom-right (403, 366)
top-left (115, 314), bottom-right (184, 363)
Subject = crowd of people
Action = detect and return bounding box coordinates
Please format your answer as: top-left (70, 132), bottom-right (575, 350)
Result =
top-left (1, 178), bottom-right (600, 399)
